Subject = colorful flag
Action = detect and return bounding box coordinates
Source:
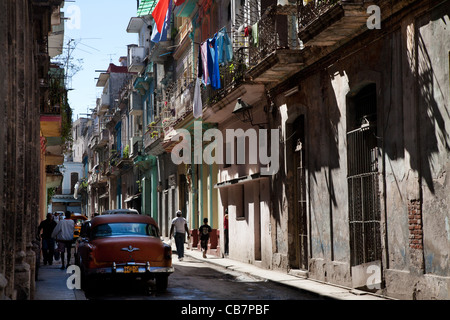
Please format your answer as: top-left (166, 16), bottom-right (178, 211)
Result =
top-left (152, 0), bottom-right (171, 34)
top-left (151, 0), bottom-right (172, 43)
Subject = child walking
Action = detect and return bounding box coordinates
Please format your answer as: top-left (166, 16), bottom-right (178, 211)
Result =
top-left (199, 218), bottom-right (212, 258)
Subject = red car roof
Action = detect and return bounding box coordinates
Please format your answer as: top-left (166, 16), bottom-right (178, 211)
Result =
top-left (90, 214), bottom-right (157, 228)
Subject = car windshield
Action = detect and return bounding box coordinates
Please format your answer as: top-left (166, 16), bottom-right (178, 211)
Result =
top-left (91, 223), bottom-right (158, 238)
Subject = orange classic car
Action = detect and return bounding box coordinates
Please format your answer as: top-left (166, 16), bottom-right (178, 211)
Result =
top-left (75, 214), bottom-right (174, 292)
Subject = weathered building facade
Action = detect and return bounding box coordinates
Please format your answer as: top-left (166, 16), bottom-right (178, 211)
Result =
top-left (269, 0), bottom-right (450, 299)
top-left (0, 0), bottom-right (65, 300)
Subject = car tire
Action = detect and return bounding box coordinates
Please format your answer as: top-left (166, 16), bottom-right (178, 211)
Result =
top-left (155, 275), bottom-right (168, 292)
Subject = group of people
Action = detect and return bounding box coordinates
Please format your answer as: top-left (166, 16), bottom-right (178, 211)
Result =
top-left (41, 208), bottom-right (230, 267)
top-left (169, 209), bottom-right (229, 261)
top-left (37, 211), bottom-right (75, 270)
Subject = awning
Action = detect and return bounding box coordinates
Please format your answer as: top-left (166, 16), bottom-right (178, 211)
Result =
top-left (51, 198), bottom-right (81, 203)
top-left (127, 17), bottom-right (145, 33)
top-left (96, 72), bottom-right (109, 87)
top-left (124, 194), bottom-right (142, 202)
top-left (137, 0), bottom-right (158, 17)
top-left (214, 173), bottom-right (269, 189)
top-left (99, 192), bottom-right (109, 199)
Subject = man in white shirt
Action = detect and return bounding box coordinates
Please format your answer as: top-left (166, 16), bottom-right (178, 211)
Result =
top-left (51, 211), bottom-right (75, 269)
top-left (169, 210), bottom-right (190, 261)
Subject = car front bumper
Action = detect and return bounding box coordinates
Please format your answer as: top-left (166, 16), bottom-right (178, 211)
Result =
top-left (86, 262), bottom-right (174, 277)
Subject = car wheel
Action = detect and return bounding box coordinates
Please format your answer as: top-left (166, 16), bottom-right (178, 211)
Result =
top-left (155, 275), bottom-right (168, 292)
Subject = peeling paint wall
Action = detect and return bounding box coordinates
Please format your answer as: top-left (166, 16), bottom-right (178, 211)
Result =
top-left (272, 0), bottom-right (450, 299)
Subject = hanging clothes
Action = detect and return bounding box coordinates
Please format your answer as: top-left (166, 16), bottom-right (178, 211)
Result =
top-left (197, 44), bottom-right (203, 78)
top-left (193, 77), bottom-right (203, 118)
top-left (200, 42), bottom-right (210, 85)
top-left (207, 36), bottom-right (221, 90)
top-left (216, 27), bottom-right (233, 65)
top-left (251, 22), bottom-right (259, 47)
top-left (244, 26), bottom-right (250, 37)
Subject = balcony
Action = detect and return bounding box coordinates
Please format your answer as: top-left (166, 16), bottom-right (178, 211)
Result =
top-left (148, 38), bottom-right (173, 64)
top-left (40, 113), bottom-right (62, 138)
top-left (116, 157), bottom-right (133, 170)
top-left (201, 47), bottom-right (249, 108)
top-left (46, 165), bottom-right (63, 189)
top-left (297, 0), bottom-right (374, 46)
top-left (129, 91), bottom-right (143, 115)
top-left (130, 136), bottom-right (143, 158)
top-left (98, 128), bottom-right (109, 147)
top-left (106, 151), bottom-right (121, 176)
top-left (90, 165), bottom-right (108, 187)
top-left (173, 20), bottom-right (192, 60)
top-left (100, 93), bottom-right (110, 110)
top-left (134, 76), bottom-right (151, 95)
top-left (245, 4), bottom-right (304, 87)
top-left (143, 126), bottom-right (165, 156)
top-left (128, 45), bottom-right (146, 74)
top-left (88, 130), bottom-right (99, 149)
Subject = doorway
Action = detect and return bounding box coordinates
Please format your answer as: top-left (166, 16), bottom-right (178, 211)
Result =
top-left (346, 83), bottom-right (382, 267)
top-left (293, 115), bottom-right (308, 270)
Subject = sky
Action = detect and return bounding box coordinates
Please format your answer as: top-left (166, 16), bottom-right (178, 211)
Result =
top-left (60, 0), bottom-right (140, 121)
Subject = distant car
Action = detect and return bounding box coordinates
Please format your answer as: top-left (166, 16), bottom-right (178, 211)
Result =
top-left (69, 213), bottom-right (88, 239)
top-left (75, 214), bottom-right (173, 292)
top-left (102, 208), bottom-right (140, 215)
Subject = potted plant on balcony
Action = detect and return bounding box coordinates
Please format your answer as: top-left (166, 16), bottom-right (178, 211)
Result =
top-left (151, 130), bottom-right (159, 139)
top-left (147, 121), bottom-right (157, 131)
top-left (123, 144), bottom-right (130, 159)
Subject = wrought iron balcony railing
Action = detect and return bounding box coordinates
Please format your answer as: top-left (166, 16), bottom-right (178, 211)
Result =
top-left (297, 0), bottom-right (340, 31)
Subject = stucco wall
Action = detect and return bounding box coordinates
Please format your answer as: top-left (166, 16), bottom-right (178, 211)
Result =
top-left (273, 0), bottom-right (449, 298)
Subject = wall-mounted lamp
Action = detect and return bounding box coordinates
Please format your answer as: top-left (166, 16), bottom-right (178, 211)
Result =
top-left (232, 98), bottom-right (267, 129)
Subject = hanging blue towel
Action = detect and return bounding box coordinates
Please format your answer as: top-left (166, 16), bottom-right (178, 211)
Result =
top-left (207, 36), bottom-right (221, 90)
top-left (216, 27), bottom-right (233, 64)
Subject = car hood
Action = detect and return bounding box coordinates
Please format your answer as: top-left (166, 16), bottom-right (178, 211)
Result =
top-left (91, 236), bottom-right (166, 264)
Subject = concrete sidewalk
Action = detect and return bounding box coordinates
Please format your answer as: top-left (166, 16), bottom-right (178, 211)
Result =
top-left (179, 244), bottom-right (393, 301)
top-left (34, 260), bottom-right (87, 300)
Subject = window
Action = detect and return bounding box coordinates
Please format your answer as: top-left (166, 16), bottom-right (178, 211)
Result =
top-left (91, 223), bottom-right (159, 238)
top-left (346, 83), bottom-right (382, 266)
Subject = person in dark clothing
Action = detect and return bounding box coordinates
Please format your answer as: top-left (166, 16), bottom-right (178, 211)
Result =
top-left (224, 209), bottom-right (229, 256)
top-left (199, 218), bottom-right (212, 258)
top-left (38, 213), bottom-right (57, 265)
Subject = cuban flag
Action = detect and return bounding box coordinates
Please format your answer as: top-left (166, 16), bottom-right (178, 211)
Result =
top-left (152, 0), bottom-right (171, 33)
top-left (151, 0), bottom-right (172, 43)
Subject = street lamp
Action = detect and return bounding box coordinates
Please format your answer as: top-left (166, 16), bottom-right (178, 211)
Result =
top-left (232, 98), bottom-right (267, 129)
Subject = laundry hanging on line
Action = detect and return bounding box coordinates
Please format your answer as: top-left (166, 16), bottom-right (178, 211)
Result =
top-left (197, 26), bottom-right (233, 90)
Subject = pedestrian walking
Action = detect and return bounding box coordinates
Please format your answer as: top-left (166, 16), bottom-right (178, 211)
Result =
top-left (223, 209), bottom-right (229, 256)
top-left (51, 211), bottom-right (75, 269)
top-left (199, 218), bottom-right (212, 258)
top-left (169, 210), bottom-right (190, 261)
top-left (38, 213), bottom-right (57, 265)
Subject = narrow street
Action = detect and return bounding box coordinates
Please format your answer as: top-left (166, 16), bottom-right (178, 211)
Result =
top-left (83, 255), bottom-right (326, 300)
top-left (2, 0), bottom-right (449, 302)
